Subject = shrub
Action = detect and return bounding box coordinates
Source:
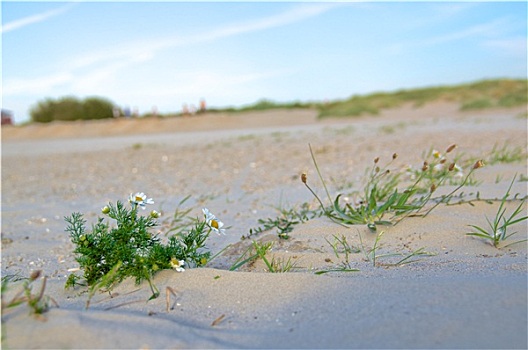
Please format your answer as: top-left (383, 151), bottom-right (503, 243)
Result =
top-left (30, 96), bottom-right (115, 123)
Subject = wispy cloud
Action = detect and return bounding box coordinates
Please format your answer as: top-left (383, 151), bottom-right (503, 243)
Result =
top-left (425, 18), bottom-right (511, 46)
top-left (4, 72), bottom-right (73, 95)
top-left (396, 2), bottom-right (477, 31)
top-left (4, 3), bottom-right (338, 97)
top-left (67, 3), bottom-right (339, 71)
top-left (482, 37), bottom-right (527, 57)
top-left (1, 3), bottom-right (76, 34)
top-left (387, 17), bottom-right (513, 54)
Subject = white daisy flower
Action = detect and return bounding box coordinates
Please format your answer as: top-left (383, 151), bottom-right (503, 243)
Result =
top-left (170, 258), bottom-right (185, 272)
top-left (202, 208), bottom-right (226, 235)
top-left (129, 192), bottom-right (154, 209)
top-left (453, 164), bottom-right (464, 178)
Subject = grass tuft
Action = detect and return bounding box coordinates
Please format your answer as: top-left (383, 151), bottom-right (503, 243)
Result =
top-left (466, 175), bottom-right (528, 248)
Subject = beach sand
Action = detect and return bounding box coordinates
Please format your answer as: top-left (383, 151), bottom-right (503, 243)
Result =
top-left (1, 103), bottom-right (527, 349)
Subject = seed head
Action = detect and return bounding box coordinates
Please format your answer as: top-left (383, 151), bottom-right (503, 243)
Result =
top-left (392, 153), bottom-right (398, 160)
top-left (301, 172), bottom-right (307, 184)
top-left (374, 157), bottom-right (380, 164)
top-left (422, 161), bottom-right (429, 172)
top-left (446, 144), bottom-right (457, 153)
top-left (448, 163), bottom-right (456, 171)
top-left (440, 158), bottom-right (447, 164)
top-left (30, 270), bottom-right (42, 281)
top-left (473, 160), bottom-right (484, 169)
top-left (430, 184), bottom-right (437, 193)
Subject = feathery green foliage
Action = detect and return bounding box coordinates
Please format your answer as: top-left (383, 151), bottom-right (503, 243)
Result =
top-left (65, 195), bottom-right (217, 300)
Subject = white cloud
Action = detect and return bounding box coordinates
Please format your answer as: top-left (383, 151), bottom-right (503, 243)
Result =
top-left (66, 3), bottom-right (338, 72)
top-left (1, 3), bottom-right (77, 34)
top-left (3, 73), bottom-right (73, 95)
top-left (5, 3), bottom-right (338, 99)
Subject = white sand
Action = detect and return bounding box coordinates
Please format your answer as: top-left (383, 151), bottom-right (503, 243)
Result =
top-left (1, 103), bottom-right (527, 349)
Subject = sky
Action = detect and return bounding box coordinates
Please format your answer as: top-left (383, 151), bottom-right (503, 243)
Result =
top-left (1, 1), bottom-right (527, 124)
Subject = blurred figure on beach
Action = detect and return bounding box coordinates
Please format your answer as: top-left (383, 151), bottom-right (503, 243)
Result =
top-left (182, 103), bottom-right (189, 116)
top-left (124, 106), bottom-right (131, 118)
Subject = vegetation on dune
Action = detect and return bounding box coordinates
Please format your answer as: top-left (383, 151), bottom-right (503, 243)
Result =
top-left (208, 79), bottom-right (526, 117)
top-left (27, 78), bottom-right (526, 123)
top-left (317, 78), bottom-right (527, 118)
top-left (207, 98), bottom-right (317, 114)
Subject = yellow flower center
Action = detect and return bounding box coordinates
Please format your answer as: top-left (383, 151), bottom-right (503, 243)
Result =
top-left (211, 219), bottom-right (219, 229)
top-left (135, 195), bottom-right (143, 202)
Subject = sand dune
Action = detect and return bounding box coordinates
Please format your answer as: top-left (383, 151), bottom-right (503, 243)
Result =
top-left (1, 103), bottom-right (527, 349)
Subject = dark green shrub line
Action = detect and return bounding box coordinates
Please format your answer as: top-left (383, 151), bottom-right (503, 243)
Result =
top-left (30, 96), bottom-right (115, 123)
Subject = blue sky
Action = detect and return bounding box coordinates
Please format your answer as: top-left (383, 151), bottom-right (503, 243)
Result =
top-left (2, 1), bottom-right (527, 124)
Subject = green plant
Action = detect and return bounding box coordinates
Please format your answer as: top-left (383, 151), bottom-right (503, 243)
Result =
top-left (466, 176), bottom-right (528, 248)
top-left (359, 230), bottom-right (386, 266)
top-left (420, 159), bottom-right (485, 217)
top-left (304, 144), bottom-right (484, 231)
top-left (229, 241), bottom-right (299, 273)
top-left (407, 146), bottom-right (477, 189)
top-left (486, 143), bottom-right (526, 165)
top-left (65, 192), bottom-right (223, 300)
top-left (306, 143), bottom-right (423, 231)
top-left (246, 202), bottom-right (323, 240)
top-left (316, 230), bottom-right (434, 274)
top-left (358, 231), bottom-right (435, 267)
top-left (162, 195), bottom-right (196, 236)
top-left (316, 234), bottom-right (361, 275)
top-left (1, 271), bottom-right (58, 317)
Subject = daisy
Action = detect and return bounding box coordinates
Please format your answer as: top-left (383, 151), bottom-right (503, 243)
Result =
top-left (433, 163), bottom-right (444, 172)
top-left (170, 258), bottom-right (185, 272)
top-left (202, 208), bottom-right (226, 235)
top-left (128, 192), bottom-right (154, 210)
top-left (453, 164), bottom-right (464, 178)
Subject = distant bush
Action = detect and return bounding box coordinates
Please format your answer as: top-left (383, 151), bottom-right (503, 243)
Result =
top-left (30, 96), bottom-right (115, 123)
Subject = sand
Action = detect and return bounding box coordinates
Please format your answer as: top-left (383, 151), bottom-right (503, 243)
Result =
top-left (1, 103), bottom-right (527, 349)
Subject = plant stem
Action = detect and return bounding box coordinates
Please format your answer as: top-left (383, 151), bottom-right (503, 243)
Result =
top-left (423, 167), bottom-right (477, 217)
top-left (309, 143), bottom-right (333, 204)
